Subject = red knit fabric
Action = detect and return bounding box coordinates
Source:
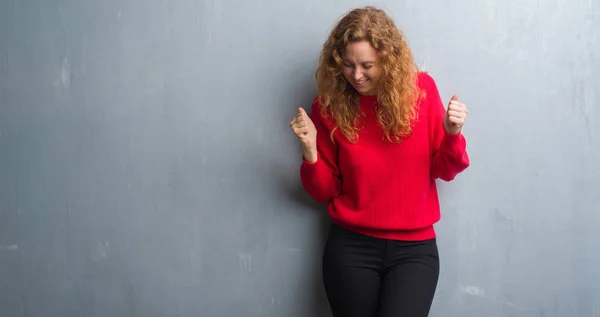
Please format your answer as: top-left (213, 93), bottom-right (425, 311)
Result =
top-left (300, 72), bottom-right (470, 240)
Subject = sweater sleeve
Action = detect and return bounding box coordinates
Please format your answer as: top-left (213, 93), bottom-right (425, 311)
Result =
top-left (424, 73), bottom-right (470, 181)
top-left (300, 98), bottom-right (342, 203)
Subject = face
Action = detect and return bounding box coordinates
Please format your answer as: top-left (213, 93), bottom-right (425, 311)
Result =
top-left (341, 40), bottom-right (381, 96)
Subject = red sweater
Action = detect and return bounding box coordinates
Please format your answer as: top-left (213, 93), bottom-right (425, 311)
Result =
top-left (300, 72), bottom-right (469, 241)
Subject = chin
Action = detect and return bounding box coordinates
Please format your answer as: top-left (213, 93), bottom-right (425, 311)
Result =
top-left (356, 87), bottom-right (375, 96)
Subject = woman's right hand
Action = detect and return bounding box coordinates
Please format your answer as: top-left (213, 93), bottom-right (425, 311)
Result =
top-left (290, 107), bottom-right (318, 163)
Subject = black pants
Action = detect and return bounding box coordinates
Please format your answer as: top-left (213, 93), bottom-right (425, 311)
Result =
top-left (322, 223), bottom-right (440, 317)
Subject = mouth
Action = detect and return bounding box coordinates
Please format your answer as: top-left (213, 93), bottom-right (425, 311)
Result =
top-left (354, 79), bottom-right (368, 86)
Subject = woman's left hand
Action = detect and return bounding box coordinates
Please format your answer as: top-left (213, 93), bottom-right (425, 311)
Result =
top-left (444, 95), bottom-right (468, 135)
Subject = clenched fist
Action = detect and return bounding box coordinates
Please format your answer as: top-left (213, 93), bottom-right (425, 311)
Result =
top-left (290, 107), bottom-right (318, 163)
top-left (444, 95), bottom-right (469, 135)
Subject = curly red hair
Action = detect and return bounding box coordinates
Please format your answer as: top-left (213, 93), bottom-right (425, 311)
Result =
top-left (315, 6), bottom-right (423, 143)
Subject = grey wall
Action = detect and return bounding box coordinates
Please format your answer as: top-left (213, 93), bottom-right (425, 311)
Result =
top-left (1, 1), bottom-right (599, 316)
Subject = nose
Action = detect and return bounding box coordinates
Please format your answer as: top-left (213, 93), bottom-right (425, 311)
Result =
top-left (353, 69), bottom-right (363, 81)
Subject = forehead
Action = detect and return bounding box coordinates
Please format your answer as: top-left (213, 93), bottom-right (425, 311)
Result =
top-left (342, 41), bottom-right (377, 62)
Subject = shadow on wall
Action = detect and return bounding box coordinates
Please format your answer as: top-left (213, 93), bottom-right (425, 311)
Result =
top-left (272, 85), bottom-right (334, 316)
top-left (314, 216), bottom-right (334, 317)
top-left (271, 134), bottom-right (333, 317)
top-left (268, 154), bottom-right (333, 316)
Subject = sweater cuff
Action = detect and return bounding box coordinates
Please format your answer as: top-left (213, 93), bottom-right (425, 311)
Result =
top-left (301, 153), bottom-right (332, 180)
top-left (440, 130), bottom-right (465, 153)
top-left (302, 155), bottom-right (318, 165)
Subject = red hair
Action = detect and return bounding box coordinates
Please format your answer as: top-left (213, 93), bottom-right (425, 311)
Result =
top-left (315, 6), bottom-right (423, 142)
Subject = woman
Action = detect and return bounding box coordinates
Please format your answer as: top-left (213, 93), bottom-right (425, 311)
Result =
top-left (289, 6), bottom-right (470, 317)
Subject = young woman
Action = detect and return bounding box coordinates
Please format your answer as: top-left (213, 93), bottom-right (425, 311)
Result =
top-left (289, 6), bottom-right (470, 317)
